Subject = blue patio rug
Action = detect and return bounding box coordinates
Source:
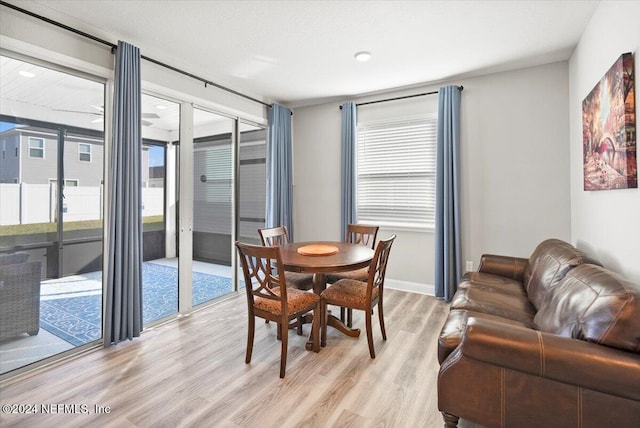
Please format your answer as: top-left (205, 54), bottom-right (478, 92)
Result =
top-left (39, 263), bottom-right (235, 346)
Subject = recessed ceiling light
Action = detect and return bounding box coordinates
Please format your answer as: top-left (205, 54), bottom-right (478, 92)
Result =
top-left (354, 51), bottom-right (372, 62)
top-left (19, 70), bottom-right (35, 78)
top-left (156, 105), bottom-right (167, 110)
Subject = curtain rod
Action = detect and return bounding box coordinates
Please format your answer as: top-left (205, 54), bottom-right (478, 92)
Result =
top-left (339, 85), bottom-right (463, 109)
top-left (0, 0), bottom-right (271, 108)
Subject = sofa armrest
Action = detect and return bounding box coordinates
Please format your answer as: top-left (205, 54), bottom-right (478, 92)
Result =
top-left (458, 317), bottom-right (640, 401)
top-left (477, 254), bottom-right (528, 281)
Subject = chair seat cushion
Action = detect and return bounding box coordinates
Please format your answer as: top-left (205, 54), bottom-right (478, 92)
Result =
top-left (321, 279), bottom-right (378, 309)
top-left (254, 287), bottom-right (319, 316)
top-left (0, 252), bottom-right (29, 266)
top-left (326, 267), bottom-right (369, 284)
top-left (284, 271), bottom-right (314, 291)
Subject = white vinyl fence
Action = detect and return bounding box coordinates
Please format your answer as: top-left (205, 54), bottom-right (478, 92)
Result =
top-left (0, 183), bottom-right (163, 226)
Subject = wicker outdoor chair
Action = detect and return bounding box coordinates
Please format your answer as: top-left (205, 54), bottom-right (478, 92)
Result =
top-left (0, 254), bottom-right (42, 340)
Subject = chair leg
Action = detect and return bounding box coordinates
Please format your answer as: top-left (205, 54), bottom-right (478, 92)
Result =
top-left (277, 322), bottom-right (282, 340)
top-left (279, 321), bottom-right (288, 378)
top-left (347, 308), bottom-right (353, 328)
top-left (378, 300), bottom-right (387, 341)
top-left (311, 305), bottom-right (320, 352)
top-left (442, 412), bottom-right (459, 427)
top-left (340, 307), bottom-right (346, 323)
top-left (321, 300), bottom-right (327, 347)
top-left (246, 315), bottom-right (255, 364)
top-left (365, 307), bottom-right (375, 358)
top-left (297, 315), bottom-right (303, 335)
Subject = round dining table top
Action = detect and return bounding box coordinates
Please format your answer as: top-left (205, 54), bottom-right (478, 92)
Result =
top-left (279, 241), bottom-right (374, 274)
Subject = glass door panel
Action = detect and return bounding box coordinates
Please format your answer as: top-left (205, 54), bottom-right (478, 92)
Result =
top-left (238, 122), bottom-right (266, 245)
top-left (0, 55), bottom-right (105, 375)
top-left (192, 109), bottom-right (234, 306)
top-left (140, 94), bottom-right (179, 325)
top-left (236, 122), bottom-right (267, 289)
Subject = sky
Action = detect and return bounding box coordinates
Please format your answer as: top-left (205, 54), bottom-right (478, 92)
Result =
top-left (0, 122), bottom-right (16, 132)
top-left (148, 145), bottom-right (165, 167)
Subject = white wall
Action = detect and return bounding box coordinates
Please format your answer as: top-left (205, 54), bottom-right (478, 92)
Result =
top-left (293, 61), bottom-right (571, 294)
top-left (461, 62), bottom-right (571, 265)
top-left (569, 1), bottom-right (640, 283)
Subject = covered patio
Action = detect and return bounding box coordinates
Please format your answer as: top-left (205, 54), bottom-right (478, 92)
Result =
top-left (0, 259), bottom-right (236, 374)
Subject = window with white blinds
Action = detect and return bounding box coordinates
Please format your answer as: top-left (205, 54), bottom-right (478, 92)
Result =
top-left (356, 113), bottom-right (437, 229)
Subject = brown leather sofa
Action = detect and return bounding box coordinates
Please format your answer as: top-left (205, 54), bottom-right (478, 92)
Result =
top-left (437, 239), bottom-right (640, 427)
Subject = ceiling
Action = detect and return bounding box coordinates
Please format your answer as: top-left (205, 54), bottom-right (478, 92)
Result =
top-left (6, 0), bottom-right (599, 108)
top-left (1, 55), bottom-right (259, 138)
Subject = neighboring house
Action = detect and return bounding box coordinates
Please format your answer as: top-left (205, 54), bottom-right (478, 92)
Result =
top-left (0, 125), bottom-right (154, 225)
top-left (0, 125), bottom-right (109, 186)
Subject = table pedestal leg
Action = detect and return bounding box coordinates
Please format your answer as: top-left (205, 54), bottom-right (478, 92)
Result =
top-left (305, 273), bottom-right (325, 350)
top-left (305, 273), bottom-right (361, 349)
top-left (312, 273), bottom-right (325, 295)
top-left (327, 314), bottom-right (360, 337)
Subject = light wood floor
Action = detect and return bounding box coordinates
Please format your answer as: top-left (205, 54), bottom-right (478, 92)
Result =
top-left (0, 289), bottom-right (480, 428)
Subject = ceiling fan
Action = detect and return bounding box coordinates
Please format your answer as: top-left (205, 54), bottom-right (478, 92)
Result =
top-left (51, 105), bottom-right (160, 126)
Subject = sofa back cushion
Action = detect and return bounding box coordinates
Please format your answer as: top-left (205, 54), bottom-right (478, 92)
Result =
top-left (524, 239), bottom-right (600, 310)
top-left (534, 264), bottom-right (640, 353)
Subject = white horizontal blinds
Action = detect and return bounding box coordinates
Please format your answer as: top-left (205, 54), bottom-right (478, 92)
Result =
top-left (195, 144), bottom-right (232, 202)
top-left (356, 113), bottom-right (437, 228)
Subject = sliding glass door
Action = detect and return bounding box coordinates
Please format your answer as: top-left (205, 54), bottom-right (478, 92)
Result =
top-left (139, 98), bottom-right (253, 318)
top-left (0, 56), bottom-right (267, 378)
top-left (140, 94), bottom-right (179, 325)
top-left (0, 54), bottom-right (105, 375)
top-left (191, 108), bottom-right (235, 306)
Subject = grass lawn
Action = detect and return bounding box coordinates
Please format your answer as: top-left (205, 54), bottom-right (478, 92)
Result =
top-left (0, 215), bottom-right (164, 236)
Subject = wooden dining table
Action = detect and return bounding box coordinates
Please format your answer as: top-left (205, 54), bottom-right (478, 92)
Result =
top-left (279, 241), bottom-right (375, 347)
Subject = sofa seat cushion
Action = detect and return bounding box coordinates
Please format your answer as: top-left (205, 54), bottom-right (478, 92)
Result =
top-left (437, 309), bottom-right (532, 363)
top-left (457, 271), bottom-right (526, 297)
top-left (523, 238), bottom-right (601, 310)
top-left (534, 264), bottom-right (640, 353)
top-left (450, 287), bottom-right (536, 324)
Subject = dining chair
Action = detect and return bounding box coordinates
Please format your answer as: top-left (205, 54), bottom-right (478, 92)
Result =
top-left (259, 226), bottom-right (315, 335)
top-left (258, 226), bottom-right (314, 291)
top-left (320, 234), bottom-right (396, 358)
top-left (236, 241), bottom-right (320, 378)
top-left (326, 224), bottom-right (379, 326)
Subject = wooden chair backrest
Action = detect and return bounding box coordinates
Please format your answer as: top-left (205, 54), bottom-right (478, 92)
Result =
top-left (235, 241), bottom-right (288, 311)
top-left (367, 235), bottom-right (396, 298)
top-left (258, 226), bottom-right (290, 247)
top-left (346, 224), bottom-right (379, 249)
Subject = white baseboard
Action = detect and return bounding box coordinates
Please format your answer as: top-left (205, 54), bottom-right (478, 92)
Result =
top-left (385, 278), bottom-right (435, 296)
